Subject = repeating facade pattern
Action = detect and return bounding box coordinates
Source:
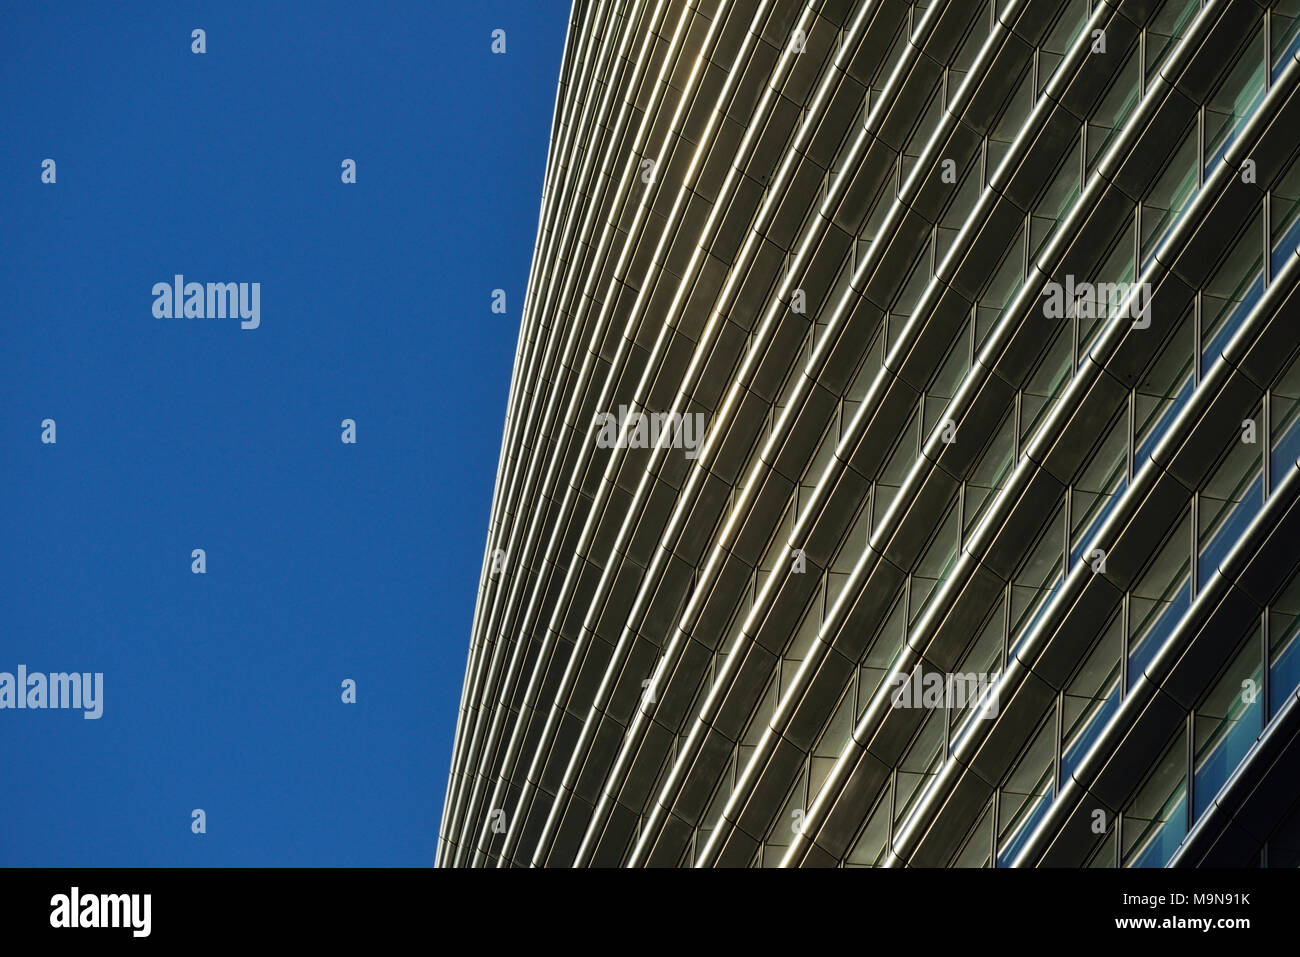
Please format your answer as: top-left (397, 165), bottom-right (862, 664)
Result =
top-left (440, 0), bottom-right (1300, 867)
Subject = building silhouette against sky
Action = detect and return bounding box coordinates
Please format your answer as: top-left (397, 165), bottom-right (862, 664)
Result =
top-left (440, 0), bottom-right (1300, 867)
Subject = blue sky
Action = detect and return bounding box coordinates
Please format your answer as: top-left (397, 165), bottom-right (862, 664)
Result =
top-left (0, 1), bottom-right (566, 866)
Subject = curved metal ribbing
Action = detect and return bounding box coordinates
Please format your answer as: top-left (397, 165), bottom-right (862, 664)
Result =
top-left (781, 0), bottom-right (1300, 867)
top-left (464, 0), bottom-right (793, 865)
top-left (488, 1), bottom-right (816, 866)
top-left (675, 0), bottom-right (1181, 867)
top-left (454, 0), bottom-right (689, 863)
top-left (440, 0), bottom-right (596, 862)
top-left (496, 0), bottom-right (779, 864)
top-left (684, 0), bottom-right (1118, 867)
top-left (442, 0), bottom-right (679, 862)
top-left (888, 21), bottom-right (1300, 869)
top-left (1006, 251), bottom-right (1300, 867)
top-left (909, 55), bottom-right (1300, 869)
top-left (618, 0), bottom-right (1040, 868)
top-left (531, 2), bottom-right (894, 865)
top-left (442, 0), bottom-right (1300, 868)
top-left (562, 0), bottom-right (970, 867)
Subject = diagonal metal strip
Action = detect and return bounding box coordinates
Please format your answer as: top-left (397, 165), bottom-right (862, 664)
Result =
top-left (778, 0), bottom-right (1275, 867)
top-left (443, 0), bottom-right (690, 861)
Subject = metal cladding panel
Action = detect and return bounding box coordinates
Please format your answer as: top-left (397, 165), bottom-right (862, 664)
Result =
top-left (439, 0), bottom-right (1300, 870)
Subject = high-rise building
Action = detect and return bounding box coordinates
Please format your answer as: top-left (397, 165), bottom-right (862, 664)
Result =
top-left (439, 0), bottom-right (1300, 867)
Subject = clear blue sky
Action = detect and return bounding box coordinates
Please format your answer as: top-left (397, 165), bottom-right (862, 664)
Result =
top-left (0, 0), bottom-right (566, 866)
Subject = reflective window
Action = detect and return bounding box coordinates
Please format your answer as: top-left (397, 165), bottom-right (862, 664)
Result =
top-left (1205, 24), bottom-right (1265, 166)
top-left (1122, 726), bottom-right (1188, 867)
top-left (1192, 625), bottom-right (1263, 818)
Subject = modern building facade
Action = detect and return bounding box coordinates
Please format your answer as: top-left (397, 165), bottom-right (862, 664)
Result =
top-left (439, 0), bottom-right (1300, 867)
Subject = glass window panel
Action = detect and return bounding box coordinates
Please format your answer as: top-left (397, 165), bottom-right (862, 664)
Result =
top-left (1273, 0), bottom-right (1300, 70)
top-left (987, 63), bottom-right (1033, 181)
top-left (815, 685), bottom-right (854, 763)
top-left (859, 175), bottom-right (895, 245)
top-left (938, 158), bottom-right (983, 267)
top-left (997, 710), bottom-right (1056, 863)
top-left (766, 768), bottom-right (807, 852)
top-left (1266, 796), bottom-right (1300, 867)
top-left (1205, 24), bottom-right (1265, 165)
top-left (1197, 402), bottom-right (1263, 585)
top-left (842, 322), bottom-right (885, 430)
top-left (825, 253), bottom-right (857, 322)
top-left (954, 2), bottom-right (994, 76)
top-left (831, 494), bottom-right (873, 575)
top-left (947, 2), bottom-right (994, 101)
top-left (1086, 47), bottom-right (1140, 172)
top-left (1020, 318), bottom-right (1073, 447)
top-left (1271, 346), bottom-right (1300, 490)
top-left (1135, 306), bottom-right (1194, 464)
top-left (977, 224), bottom-right (1026, 341)
top-left (1086, 826), bottom-right (1118, 867)
top-left (965, 396), bottom-right (1016, 534)
top-left (1031, 149), bottom-right (1082, 259)
top-left (910, 492), bottom-right (961, 623)
top-left (1269, 573), bottom-right (1300, 718)
top-left (1128, 505), bottom-right (1192, 682)
top-left (845, 785), bottom-right (892, 866)
top-left (1010, 492), bottom-right (1065, 638)
top-left (1122, 725), bottom-right (1188, 867)
top-left (1270, 148), bottom-right (1300, 253)
top-left (1192, 625), bottom-right (1262, 819)
top-left (1038, 0), bottom-right (1090, 97)
top-left (875, 404), bottom-right (920, 526)
top-left (953, 799), bottom-right (994, 867)
top-left (699, 747), bottom-right (738, 839)
top-left (742, 674), bottom-right (779, 748)
top-left (801, 415), bottom-right (839, 495)
top-left (1079, 232), bottom-right (1136, 353)
top-left (901, 83), bottom-right (943, 170)
top-left (1140, 120), bottom-right (1197, 265)
top-left (858, 591), bottom-right (909, 720)
top-left (871, 21), bottom-right (909, 109)
top-left (923, 319), bottom-right (972, 437)
top-left (758, 497), bottom-right (796, 572)
top-left (949, 599), bottom-right (1005, 745)
top-left (890, 246), bottom-right (933, 326)
top-left (1146, 0), bottom-right (1199, 83)
top-left (1201, 208), bottom-right (1263, 373)
top-left (1071, 406), bottom-right (1128, 561)
top-left (894, 709), bottom-right (945, 828)
top-left (1062, 610), bottom-right (1123, 781)
top-left (784, 584), bottom-right (824, 671)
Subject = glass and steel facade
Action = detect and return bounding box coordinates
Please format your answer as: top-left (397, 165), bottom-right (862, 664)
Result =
top-left (439, 0), bottom-right (1300, 867)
